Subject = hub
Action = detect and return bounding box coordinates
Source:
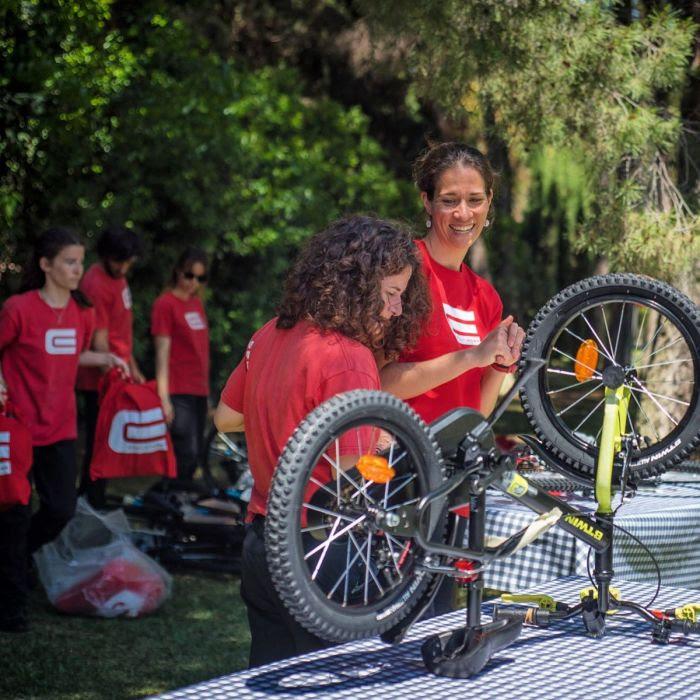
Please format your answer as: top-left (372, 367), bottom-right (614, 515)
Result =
top-left (602, 364), bottom-right (625, 389)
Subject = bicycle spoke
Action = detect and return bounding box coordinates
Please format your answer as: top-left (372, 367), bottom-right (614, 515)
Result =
top-left (580, 310), bottom-right (616, 364)
top-left (572, 395), bottom-right (606, 436)
top-left (555, 381), bottom-right (605, 418)
top-left (628, 390), bottom-right (662, 442)
top-left (629, 376), bottom-right (679, 427)
top-left (310, 517), bottom-right (342, 581)
top-left (549, 344), bottom-right (604, 380)
top-left (613, 302), bottom-right (628, 359)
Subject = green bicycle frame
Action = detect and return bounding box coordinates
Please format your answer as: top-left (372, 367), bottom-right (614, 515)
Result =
top-left (595, 385), bottom-right (631, 514)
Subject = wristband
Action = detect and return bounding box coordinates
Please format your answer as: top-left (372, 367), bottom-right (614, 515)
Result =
top-left (491, 362), bottom-right (518, 374)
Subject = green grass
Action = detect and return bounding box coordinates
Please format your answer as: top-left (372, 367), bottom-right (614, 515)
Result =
top-left (0, 571), bottom-right (250, 700)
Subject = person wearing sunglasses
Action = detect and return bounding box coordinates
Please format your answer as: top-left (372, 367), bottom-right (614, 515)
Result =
top-left (151, 246), bottom-right (210, 489)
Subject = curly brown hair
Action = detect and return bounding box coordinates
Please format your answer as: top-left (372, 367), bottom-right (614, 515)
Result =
top-left (277, 215), bottom-right (431, 360)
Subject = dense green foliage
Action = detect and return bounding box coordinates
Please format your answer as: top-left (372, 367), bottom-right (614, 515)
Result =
top-left (360, 0), bottom-right (700, 288)
top-left (0, 0), bottom-right (416, 387)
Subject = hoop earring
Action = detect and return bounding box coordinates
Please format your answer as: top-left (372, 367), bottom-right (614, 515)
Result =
top-left (425, 218), bottom-right (432, 229)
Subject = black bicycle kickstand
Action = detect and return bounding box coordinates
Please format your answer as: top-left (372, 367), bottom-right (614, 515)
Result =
top-left (420, 475), bottom-right (523, 678)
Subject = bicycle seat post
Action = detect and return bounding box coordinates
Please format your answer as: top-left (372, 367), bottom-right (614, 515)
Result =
top-left (465, 476), bottom-right (486, 630)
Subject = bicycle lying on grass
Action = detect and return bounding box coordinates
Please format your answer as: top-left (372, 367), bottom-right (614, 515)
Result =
top-left (114, 429), bottom-right (251, 574)
top-left (264, 273), bottom-right (700, 678)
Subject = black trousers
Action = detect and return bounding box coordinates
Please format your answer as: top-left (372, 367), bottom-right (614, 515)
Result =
top-left (77, 390), bottom-right (106, 507)
top-left (0, 440), bottom-right (77, 617)
top-left (240, 516), bottom-right (334, 667)
top-left (169, 394), bottom-right (207, 484)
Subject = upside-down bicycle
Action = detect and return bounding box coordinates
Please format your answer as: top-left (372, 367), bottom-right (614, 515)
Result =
top-left (264, 273), bottom-right (700, 677)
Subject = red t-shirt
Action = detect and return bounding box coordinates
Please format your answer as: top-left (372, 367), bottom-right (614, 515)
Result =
top-left (398, 239), bottom-right (503, 423)
top-left (151, 291), bottom-right (209, 396)
top-left (220, 319), bottom-right (380, 521)
top-left (76, 263), bottom-right (133, 391)
top-left (0, 290), bottom-right (94, 445)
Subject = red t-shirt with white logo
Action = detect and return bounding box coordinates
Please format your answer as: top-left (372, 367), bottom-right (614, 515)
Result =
top-left (76, 263), bottom-right (133, 391)
top-left (0, 290), bottom-right (95, 445)
top-left (398, 239), bottom-right (503, 423)
top-left (150, 291), bottom-right (209, 396)
top-left (220, 319), bottom-right (380, 521)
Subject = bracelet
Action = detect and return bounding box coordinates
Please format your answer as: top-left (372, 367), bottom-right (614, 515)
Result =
top-left (491, 362), bottom-right (518, 374)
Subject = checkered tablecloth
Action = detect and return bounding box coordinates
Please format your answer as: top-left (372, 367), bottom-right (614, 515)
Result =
top-left (153, 577), bottom-right (700, 700)
top-left (483, 482), bottom-right (700, 593)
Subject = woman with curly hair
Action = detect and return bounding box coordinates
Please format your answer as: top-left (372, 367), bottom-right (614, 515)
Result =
top-left (214, 214), bottom-right (430, 666)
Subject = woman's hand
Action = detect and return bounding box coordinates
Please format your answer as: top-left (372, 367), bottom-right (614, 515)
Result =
top-left (160, 395), bottom-right (174, 425)
top-left (104, 353), bottom-right (129, 373)
top-left (476, 315), bottom-right (525, 367)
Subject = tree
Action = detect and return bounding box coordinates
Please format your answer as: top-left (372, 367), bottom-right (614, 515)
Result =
top-left (0, 1), bottom-right (417, 388)
top-left (359, 0), bottom-right (699, 292)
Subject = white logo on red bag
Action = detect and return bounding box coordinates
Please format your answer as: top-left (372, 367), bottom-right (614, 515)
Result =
top-left (122, 286), bottom-right (132, 310)
top-left (0, 431), bottom-right (10, 476)
top-left (45, 328), bottom-right (77, 354)
top-left (184, 311), bottom-right (205, 330)
top-left (108, 408), bottom-right (168, 454)
top-left (443, 304), bottom-right (481, 346)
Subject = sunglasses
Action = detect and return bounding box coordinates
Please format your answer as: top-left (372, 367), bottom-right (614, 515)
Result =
top-left (183, 271), bottom-right (208, 283)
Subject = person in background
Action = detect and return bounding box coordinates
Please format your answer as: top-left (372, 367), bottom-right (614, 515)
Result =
top-left (151, 247), bottom-right (210, 489)
top-left (213, 215), bottom-right (431, 667)
top-left (0, 227), bottom-right (126, 632)
top-left (77, 225), bottom-right (143, 508)
top-left (379, 142), bottom-right (526, 615)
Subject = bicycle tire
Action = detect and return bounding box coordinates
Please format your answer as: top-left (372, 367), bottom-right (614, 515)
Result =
top-left (266, 390), bottom-right (446, 643)
top-left (519, 274), bottom-right (700, 482)
top-left (201, 426), bottom-right (249, 492)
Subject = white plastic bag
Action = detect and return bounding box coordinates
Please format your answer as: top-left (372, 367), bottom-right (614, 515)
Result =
top-left (34, 497), bottom-right (172, 618)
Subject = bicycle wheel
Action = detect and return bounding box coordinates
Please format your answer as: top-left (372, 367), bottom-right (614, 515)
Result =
top-left (266, 390), bottom-right (446, 643)
top-left (520, 274), bottom-right (700, 482)
top-left (201, 426), bottom-right (250, 495)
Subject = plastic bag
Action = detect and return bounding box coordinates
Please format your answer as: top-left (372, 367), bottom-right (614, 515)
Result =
top-left (34, 497), bottom-right (172, 618)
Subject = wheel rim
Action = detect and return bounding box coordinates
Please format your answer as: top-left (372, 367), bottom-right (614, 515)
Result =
top-left (294, 415), bottom-right (434, 613)
top-left (538, 296), bottom-right (699, 463)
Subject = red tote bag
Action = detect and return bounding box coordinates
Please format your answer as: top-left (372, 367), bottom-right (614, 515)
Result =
top-left (0, 400), bottom-right (33, 508)
top-left (90, 369), bottom-right (176, 480)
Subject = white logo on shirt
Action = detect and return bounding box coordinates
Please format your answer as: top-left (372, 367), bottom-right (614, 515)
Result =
top-left (45, 328), bottom-right (77, 355)
top-left (443, 304), bottom-right (481, 346)
top-left (122, 286), bottom-right (132, 310)
top-left (245, 338), bottom-right (254, 370)
top-left (0, 431), bottom-right (10, 476)
top-left (108, 408), bottom-right (169, 454)
top-left (184, 311), bottom-right (205, 330)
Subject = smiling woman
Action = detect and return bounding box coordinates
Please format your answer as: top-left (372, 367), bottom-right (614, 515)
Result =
top-left (380, 143), bottom-right (526, 424)
top-left (378, 143), bottom-right (527, 618)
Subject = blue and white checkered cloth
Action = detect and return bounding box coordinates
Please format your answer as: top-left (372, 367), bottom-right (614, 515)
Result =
top-left (483, 483), bottom-right (700, 592)
top-left (153, 576), bottom-right (700, 700)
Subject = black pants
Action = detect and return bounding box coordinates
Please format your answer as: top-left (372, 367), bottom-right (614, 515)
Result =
top-left (0, 440), bottom-right (77, 617)
top-left (169, 394), bottom-right (207, 484)
top-left (240, 516), bottom-right (334, 667)
top-left (77, 390), bottom-right (106, 508)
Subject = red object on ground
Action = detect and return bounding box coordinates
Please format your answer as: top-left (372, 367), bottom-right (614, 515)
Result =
top-left (54, 557), bottom-right (168, 617)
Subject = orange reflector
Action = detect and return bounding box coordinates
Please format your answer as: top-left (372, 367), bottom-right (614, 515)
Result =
top-left (356, 455), bottom-right (395, 484)
top-left (574, 339), bottom-right (599, 382)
